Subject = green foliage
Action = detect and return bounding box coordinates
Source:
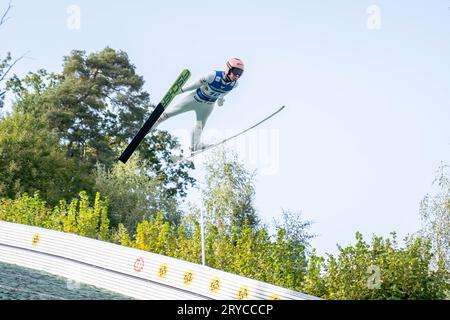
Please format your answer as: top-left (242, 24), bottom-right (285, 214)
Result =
top-left (7, 48), bottom-right (149, 168)
top-left (5, 47), bottom-right (195, 206)
top-left (171, 210), bottom-right (203, 264)
top-left (269, 227), bottom-right (306, 289)
top-left (0, 112), bottom-right (80, 205)
top-left (419, 164), bottom-right (450, 272)
top-left (0, 192), bottom-right (48, 225)
top-left (301, 249), bottom-right (327, 297)
top-left (140, 130), bottom-right (196, 199)
top-left (93, 156), bottom-right (182, 233)
top-left (76, 191), bottom-right (108, 238)
top-left (274, 209), bottom-right (315, 251)
top-left (112, 223), bottom-right (133, 248)
top-left (0, 52), bottom-right (13, 109)
top-left (2, 190), bottom-right (447, 299)
top-left (0, 191), bottom-right (109, 241)
top-left (6, 69), bottom-right (62, 114)
top-left (205, 226), bottom-right (229, 271)
top-left (202, 147), bottom-right (259, 234)
top-left (302, 232), bottom-right (449, 299)
top-left (135, 211), bottom-right (176, 254)
top-left (202, 222), bottom-right (309, 291)
top-left (184, 222), bottom-right (203, 264)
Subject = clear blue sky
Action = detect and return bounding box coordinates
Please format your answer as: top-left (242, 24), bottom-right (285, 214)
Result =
top-left (2, 0), bottom-right (449, 256)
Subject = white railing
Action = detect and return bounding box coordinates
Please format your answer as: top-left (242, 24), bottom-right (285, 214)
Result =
top-left (0, 220), bottom-right (320, 300)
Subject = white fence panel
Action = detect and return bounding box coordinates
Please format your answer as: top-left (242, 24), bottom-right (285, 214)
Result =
top-left (0, 221), bottom-right (320, 300)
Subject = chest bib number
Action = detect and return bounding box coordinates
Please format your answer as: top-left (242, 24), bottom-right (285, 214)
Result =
top-left (201, 85), bottom-right (221, 99)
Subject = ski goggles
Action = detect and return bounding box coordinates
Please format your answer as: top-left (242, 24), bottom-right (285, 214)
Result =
top-left (230, 67), bottom-right (244, 77)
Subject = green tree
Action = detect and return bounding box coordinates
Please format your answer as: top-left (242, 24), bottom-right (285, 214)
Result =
top-left (6, 69), bottom-right (62, 115)
top-left (302, 232), bottom-right (449, 299)
top-left (0, 192), bottom-right (48, 226)
top-left (232, 223), bottom-right (260, 277)
top-left (93, 156), bottom-right (183, 233)
top-left (301, 249), bottom-right (327, 297)
top-left (0, 52), bottom-right (13, 109)
top-left (8, 48), bottom-right (150, 167)
top-left (205, 225), bottom-right (234, 272)
top-left (420, 164), bottom-right (450, 272)
top-left (141, 129), bottom-right (195, 199)
top-left (112, 223), bottom-right (133, 247)
top-left (7, 47), bottom-right (195, 202)
top-left (269, 227), bottom-right (308, 290)
top-left (0, 112), bottom-right (79, 205)
top-left (175, 210), bottom-right (203, 264)
top-left (202, 147), bottom-right (259, 234)
top-left (274, 209), bottom-right (315, 253)
top-left (134, 211), bottom-right (176, 255)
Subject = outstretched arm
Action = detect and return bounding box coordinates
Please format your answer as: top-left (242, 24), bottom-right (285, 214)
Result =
top-left (180, 72), bottom-right (215, 93)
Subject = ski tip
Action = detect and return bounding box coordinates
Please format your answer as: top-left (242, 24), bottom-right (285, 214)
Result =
top-left (182, 68), bottom-right (191, 77)
top-left (276, 105), bottom-right (286, 113)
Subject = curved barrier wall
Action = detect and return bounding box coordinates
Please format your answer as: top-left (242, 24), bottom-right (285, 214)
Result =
top-left (0, 221), bottom-right (320, 300)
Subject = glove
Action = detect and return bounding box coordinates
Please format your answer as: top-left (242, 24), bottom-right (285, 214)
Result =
top-left (217, 97), bottom-right (225, 107)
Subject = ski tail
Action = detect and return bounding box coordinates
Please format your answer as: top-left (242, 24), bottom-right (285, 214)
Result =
top-left (118, 69), bottom-right (191, 164)
top-left (118, 104), bottom-right (165, 163)
top-left (186, 105), bottom-right (286, 159)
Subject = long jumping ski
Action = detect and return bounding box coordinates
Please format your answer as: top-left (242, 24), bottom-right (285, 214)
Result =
top-left (118, 69), bottom-right (191, 163)
top-left (174, 105), bottom-right (286, 163)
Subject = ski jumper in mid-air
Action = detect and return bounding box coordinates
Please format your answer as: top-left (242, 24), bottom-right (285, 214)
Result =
top-left (153, 58), bottom-right (245, 153)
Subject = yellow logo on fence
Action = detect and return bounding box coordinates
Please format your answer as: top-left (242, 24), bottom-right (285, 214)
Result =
top-left (209, 277), bottom-right (221, 293)
top-left (32, 234), bottom-right (40, 247)
top-left (237, 286), bottom-right (249, 300)
top-left (183, 270), bottom-right (194, 286)
top-left (158, 264), bottom-right (168, 279)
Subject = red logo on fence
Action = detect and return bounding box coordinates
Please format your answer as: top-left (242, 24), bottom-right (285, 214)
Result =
top-left (134, 257), bottom-right (144, 272)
